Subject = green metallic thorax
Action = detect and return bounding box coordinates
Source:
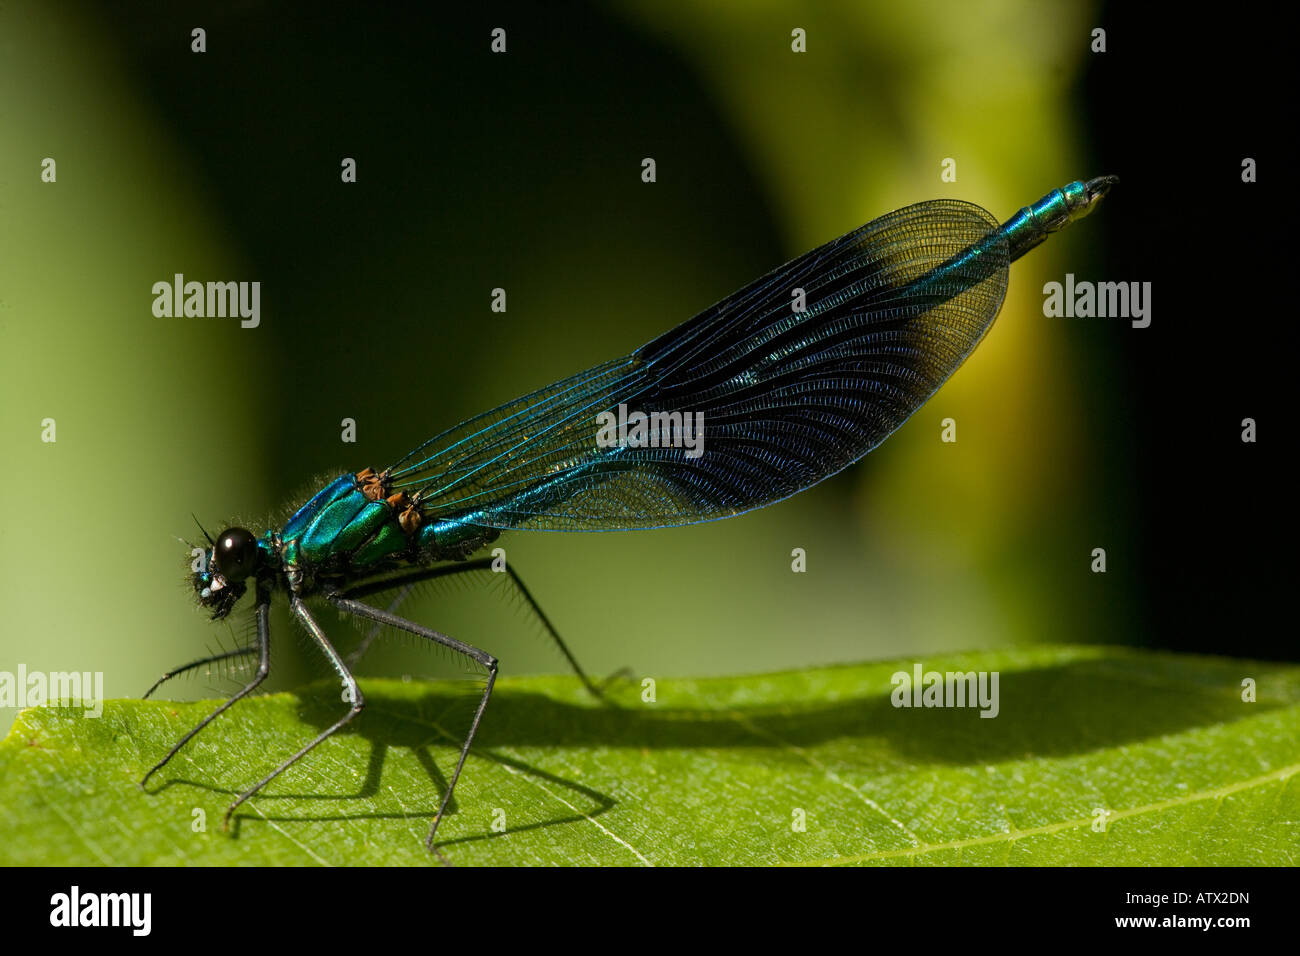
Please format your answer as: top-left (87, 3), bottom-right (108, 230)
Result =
top-left (268, 471), bottom-right (499, 594)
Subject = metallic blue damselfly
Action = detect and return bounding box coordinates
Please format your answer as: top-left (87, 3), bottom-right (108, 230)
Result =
top-left (143, 176), bottom-right (1117, 856)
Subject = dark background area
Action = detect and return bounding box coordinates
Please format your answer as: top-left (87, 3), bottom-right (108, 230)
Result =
top-left (1081, 6), bottom-right (1283, 655)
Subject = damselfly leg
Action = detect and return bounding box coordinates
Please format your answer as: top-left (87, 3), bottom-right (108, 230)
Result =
top-left (141, 598), bottom-right (272, 787)
top-left (220, 598), bottom-right (366, 831)
top-left (328, 593), bottom-right (497, 857)
top-left (338, 559), bottom-right (631, 697)
top-left (142, 643), bottom-right (260, 700)
top-left (146, 564), bottom-right (622, 860)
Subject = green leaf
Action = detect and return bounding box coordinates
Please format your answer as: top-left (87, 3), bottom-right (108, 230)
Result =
top-left (2, 645), bottom-right (1297, 865)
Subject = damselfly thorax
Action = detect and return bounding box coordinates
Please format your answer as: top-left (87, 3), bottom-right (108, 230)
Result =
top-left (193, 467), bottom-right (500, 617)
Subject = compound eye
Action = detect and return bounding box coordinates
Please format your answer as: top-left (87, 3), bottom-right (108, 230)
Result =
top-left (213, 527), bottom-right (258, 582)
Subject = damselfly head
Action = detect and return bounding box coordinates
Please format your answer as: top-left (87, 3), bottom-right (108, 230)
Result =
top-left (193, 526), bottom-right (260, 619)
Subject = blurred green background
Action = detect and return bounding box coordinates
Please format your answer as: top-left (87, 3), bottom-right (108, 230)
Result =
top-left (2, 0), bottom-right (1138, 733)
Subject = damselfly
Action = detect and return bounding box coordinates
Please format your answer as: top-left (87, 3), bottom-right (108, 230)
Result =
top-left (143, 176), bottom-right (1117, 856)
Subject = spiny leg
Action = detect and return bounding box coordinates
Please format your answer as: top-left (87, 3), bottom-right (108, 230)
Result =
top-left (142, 644), bottom-right (258, 700)
top-left (328, 593), bottom-right (497, 858)
top-left (337, 558), bottom-right (627, 697)
top-left (141, 600), bottom-right (271, 787)
top-left (222, 597), bottom-right (364, 829)
top-left (344, 580), bottom-right (416, 667)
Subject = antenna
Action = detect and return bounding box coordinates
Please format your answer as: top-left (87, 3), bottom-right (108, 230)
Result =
top-left (191, 513), bottom-right (215, 546)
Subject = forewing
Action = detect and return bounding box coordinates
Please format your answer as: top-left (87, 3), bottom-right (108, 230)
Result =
top-left (390, 199), bottom-right (1009, 530)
